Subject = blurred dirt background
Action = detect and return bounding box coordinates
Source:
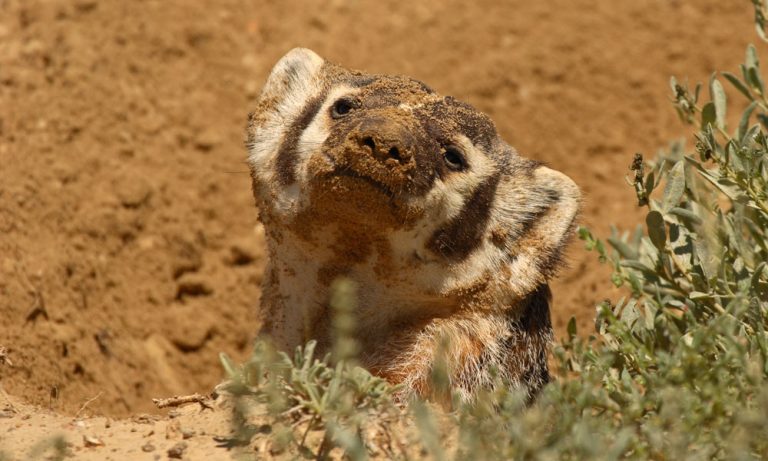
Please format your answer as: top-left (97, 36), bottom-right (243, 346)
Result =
top-left (0, 0), bottom-right (758, 419)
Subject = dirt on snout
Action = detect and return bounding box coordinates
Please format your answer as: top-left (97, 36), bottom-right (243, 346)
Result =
top-left (0, 2), bottom-right (759, 457)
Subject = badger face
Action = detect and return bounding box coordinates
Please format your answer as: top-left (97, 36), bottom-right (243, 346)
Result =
top-left (247, 48), bottom-right (580, 306)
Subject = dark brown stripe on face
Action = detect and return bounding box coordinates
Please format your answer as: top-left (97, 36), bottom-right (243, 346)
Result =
top-left (276, 90), bottom-right (327, 186)
top-left (427, 173), bottom-right (501, 261)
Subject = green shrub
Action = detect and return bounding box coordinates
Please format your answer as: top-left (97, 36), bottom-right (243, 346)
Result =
top-left (219, 5), bottom-right (768, 459)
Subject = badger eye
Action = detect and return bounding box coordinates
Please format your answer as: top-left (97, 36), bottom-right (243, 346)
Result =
top-left (443, 146), bottom-right (467, 171)
top-left (331, 98), bottom-right (356, 118)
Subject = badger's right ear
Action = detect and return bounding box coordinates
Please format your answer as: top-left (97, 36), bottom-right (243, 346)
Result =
top-left (259, 48), bottom-right (325, 105)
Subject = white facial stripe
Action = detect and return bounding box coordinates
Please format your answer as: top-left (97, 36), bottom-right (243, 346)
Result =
top-left (451, 135), bottom-right (497, 188)
top-left (419, 179), bottom-right (464, 221)
top-left (295, 85), bottom-right (360, 185)
top-left (247, 49), bottom-right (325, 208)
top-left (248, 116), bottom-right (284, 179)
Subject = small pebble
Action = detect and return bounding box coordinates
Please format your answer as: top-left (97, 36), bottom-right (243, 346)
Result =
top-left (181, 428), bottom-right (195, 439)
top-left (83, 434), bottom-right (104, 447)
top-left (115, 176), bottom-right (152, 208)
top-left (193, 128), bottom-right (222, 152)
top-left (167, 441), bottom-right (187, 459)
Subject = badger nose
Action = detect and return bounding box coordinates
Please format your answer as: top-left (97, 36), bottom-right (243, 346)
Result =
top-left (357, 119), bottom-right (414, 166)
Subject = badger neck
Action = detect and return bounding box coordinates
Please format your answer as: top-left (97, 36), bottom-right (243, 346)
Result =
top-left (260, 217), bottom-right (553, 398)
top-left (261, 218), bottom-right (446, 353)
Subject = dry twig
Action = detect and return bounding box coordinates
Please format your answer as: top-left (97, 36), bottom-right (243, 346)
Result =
top-left (152, 393), bottom-right (213, 410)
top-left (74, 392), bottom-right (103, 419)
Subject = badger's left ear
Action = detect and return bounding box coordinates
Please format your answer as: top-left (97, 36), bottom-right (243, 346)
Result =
top-left (527, 166), bottom-right (581, 261)
top-left (247, 48), bottom-right (327, 188)
top-left (495, 165), bottom-right (581, 296)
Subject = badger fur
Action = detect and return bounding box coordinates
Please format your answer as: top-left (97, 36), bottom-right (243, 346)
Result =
top-left (246, 48), bottom-right (581, 402)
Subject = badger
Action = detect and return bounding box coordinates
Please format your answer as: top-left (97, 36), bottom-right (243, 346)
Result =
top-left (246, 48), bottom-right (580, 401)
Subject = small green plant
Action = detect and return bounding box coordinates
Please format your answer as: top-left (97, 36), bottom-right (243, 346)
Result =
top-left (219, 278), bottom-right (403, 459)
top-left (219, 5), bottom-right (768, 459)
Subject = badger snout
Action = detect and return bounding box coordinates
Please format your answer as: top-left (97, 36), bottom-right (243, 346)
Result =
top-left (354, 117), bottom-right (416, 168)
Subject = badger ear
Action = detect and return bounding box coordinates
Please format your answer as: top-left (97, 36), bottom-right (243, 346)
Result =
top-left (247, 48), bottom-right (326, 181)
top-left (259, 48), bottom-right (325, 103)
top-left (496, 165), bottom-right (581, 296)
top-left (527, 166), bottom-right (580, 271)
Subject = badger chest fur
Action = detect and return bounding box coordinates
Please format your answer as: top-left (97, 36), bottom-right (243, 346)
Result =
top-left (246, 48), bottom-right (580, 400)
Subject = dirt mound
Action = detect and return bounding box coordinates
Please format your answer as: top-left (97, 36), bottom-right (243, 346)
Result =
top-left (0, 0), bottom-right (757, 420)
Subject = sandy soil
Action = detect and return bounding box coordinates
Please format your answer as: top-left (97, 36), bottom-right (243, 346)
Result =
top-left (0, 392), bottom-right (232, 460)
top-left (0, 0), bottom-right (759, 457)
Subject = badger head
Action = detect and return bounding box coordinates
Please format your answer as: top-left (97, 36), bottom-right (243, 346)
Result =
top-left (247, 48), bottom-right (580, 314)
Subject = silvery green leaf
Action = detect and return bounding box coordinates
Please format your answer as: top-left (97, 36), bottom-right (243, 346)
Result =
top-left (662, 161), bottom-right (686, 213)
top-left (738, 101), bottom-right (758, 141)
top-left (741, 63), bottom-right (750, 86)
top-left (620, 260), bottom-right (657, 278)
top-left (747, 67), bottom-right (765, 95)
top-left (640, 236), bottom-right (660, 263)
top-left (620, 300), bottom-right (640, 327)
top-left (632, 224), bottom-right (644, 249)
top-left (646, 211), bottom-right (667, 250)
top-left (694, 238), bottom-right (719, 283)
top-left (669, 207), bottom-right (703, 225)
top-left (722, 71), bottom-right (753, 100)
top-left (747, 44), bottom-right (760, 70)
top-left (608, 236), bottom-right (638, 260)
top-left (220, 352), bottom-right (239, 378)
top-left (701, 102), bottom-right (716, 128)
top-left (665, 299), bottom-right (685, 308)
top-left (643, 303), bottom-right (655, 330)
top-left (710, 79), bottom-right (727, 130)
